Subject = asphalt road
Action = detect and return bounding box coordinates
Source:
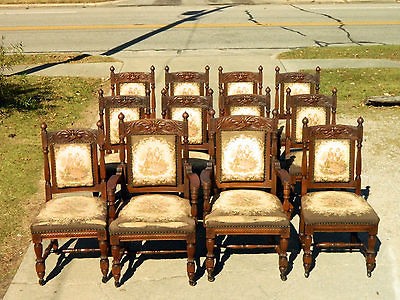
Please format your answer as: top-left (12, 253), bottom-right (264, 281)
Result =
top-left (0, 2), bottom-right (399, 54)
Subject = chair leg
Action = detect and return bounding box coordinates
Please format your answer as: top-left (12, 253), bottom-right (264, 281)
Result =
top-left (111, 244), bottom-right (122, 287)
top-left (51, 239), bottom-right (59, 253)
top-left (278, 237), bottom-right (289, 281)
top-left (298, 215), bottom-right (305, 246)
top-left (187, 234), bottom-right (196, 286)
top-left (205, 234), bottom-right (215, 282)
top-left (366, 233), bottom-right (377, 277)
top-left (99, 239), bottom-right (109, 283)
top-left (303, 234), bottom-right (313, 278)
top-left (33, 242), bottom-right (45, 285)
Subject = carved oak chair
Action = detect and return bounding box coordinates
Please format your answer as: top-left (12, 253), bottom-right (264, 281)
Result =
top-left (201, 112), bottom-right (292, 282)
top-left (161, 88), bottom-right (213, 174)
top-left (219, 88), bottom-right (271, 117)
top-left (274, 66), bottom-right (321, 120)
top-left (218, 65), bottom-right (263, 113)
top-left (284, 89), bottom-right (337, 185)
top-left (164, 65), bottom-right (210, 96)
top-left (107, 115), bottom-right (200, 287)
top-left (98, 88), bottom-right (150, 176)
top-left (30, 123), bottom-right (109, 285)
top-left (110, 65), bottom-right (156, 118)
top-left (299, 117), bottom-right (380, 278)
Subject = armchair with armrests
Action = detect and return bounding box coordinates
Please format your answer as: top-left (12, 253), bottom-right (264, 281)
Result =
top-left (200, 111), bottom-right (292, 282)
top-left (107, 114), bottom-right (200, 287)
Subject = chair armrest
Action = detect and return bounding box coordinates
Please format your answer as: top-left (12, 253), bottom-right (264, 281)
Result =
top-left (106, 164), bottom-right (126, 222)
top-left (200, 161), bottom-right (214, 216)
top-left (274, 161), bottom-right (293, 218)
top-left (184, 162), bottom-right (200, 219)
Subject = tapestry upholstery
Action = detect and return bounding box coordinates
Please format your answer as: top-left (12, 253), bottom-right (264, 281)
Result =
top-left (129, 135), bottom-right (177, 186)
top-left (220, 130), bottom-right (265, 182)
top-left (313, 139), bottom-right (351, 182)
top-left (205, 189), bottom-right (289, 227)
top-left (109, 194), bottom-right (195, 233)
top-left (109, 107), bottom-right (140, 144)
top-left (119, 82), bottom-right (146, 96)
top-left (31, 195), bottom-right (106, 231)
top-left (171, 107), bottom-right (203, 144)
top-left (226, 82), bottom-right (253, 95)
top-left (302, 191), bottom-right (380, 225)
top-left (54, 144), bottom-right (93, 188)
top-left (295, 107), bottom-right (326, 143)
top-left (230, 105), bottom-right (262, 116)
top-left (172, 82), bottom-right (201, 95)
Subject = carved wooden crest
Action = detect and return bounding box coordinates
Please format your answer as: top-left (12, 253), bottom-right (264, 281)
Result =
top-left (50, 129), bottom-right (98, 144)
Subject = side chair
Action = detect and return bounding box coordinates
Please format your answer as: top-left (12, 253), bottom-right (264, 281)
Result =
top-left (299, 117), bottom-right (380, 278)
top-left (30, 122), bottom-right (109, 285)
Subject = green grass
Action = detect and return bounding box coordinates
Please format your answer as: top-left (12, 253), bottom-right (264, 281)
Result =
top-left (16, 53), bottom-right (119, 65)
top-left (318, 68), bottom-right (400, 116)
top-left (0, 75), bottom-right (103, 297)
top-left (279, 45), bottom-right (400, 61)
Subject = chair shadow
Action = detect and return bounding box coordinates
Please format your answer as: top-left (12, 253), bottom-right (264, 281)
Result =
top-left (44, 238), bottom-right (101, 284)
top-left (207, 223), bottom-right (301, 280)
top-left (10, 5), bottom-right (234, 76)
top-left (306, 231), bottom-right (382, 276)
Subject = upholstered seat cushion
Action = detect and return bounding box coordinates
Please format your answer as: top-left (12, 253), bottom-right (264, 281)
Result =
top-left (302, 191), bottom-right (380, 225)
top-left (31, 195), bottom-right (107, 234)
top-left (205, 189), bottom-right (289, 228)
top-left (109, 194), bottom-right (195, 234)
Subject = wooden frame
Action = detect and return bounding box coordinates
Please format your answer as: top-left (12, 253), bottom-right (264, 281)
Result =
top-left (200, 112), bottom-right (292, 282)
top-left (218, 65), bottom-right (263, 113)
top-left (299, 117), bottom-right (380, 278)
top-left (109, 65), bottom-right (156, 118)
top-left (274, 66), bottom-right (321, 119)
top-left (107, 116), bottom-right (200, 287)
top-left (30, 122), bottom-right (109, 285)
top-left (164, 65), bottom-right (210, 96)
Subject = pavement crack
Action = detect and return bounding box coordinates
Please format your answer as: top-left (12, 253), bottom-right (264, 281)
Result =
top-left (288, 4), bottom-right (375, 47)
top-left (245, 10), bottom-right (262, 25)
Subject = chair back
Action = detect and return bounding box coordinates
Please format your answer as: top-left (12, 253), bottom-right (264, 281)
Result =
top-left (301, 117), bottom-right (364, 195)
top-left (275, 66), bottom-right (320, 119)
top-left (218, 65), bottom-right (263, 112)
top-left (110, 65), bottom-right (156, 117)
top-left (98, 89), bottom-right (150, 152)
top-left (41, 122), bottom-right (106, 200)
top-left (164, 65), bottom-right (210, 96)
top-left (118, 115), bottom-right (190, 196)
top-left (219, 89), bottom-right (271, 117)
top-left (209, 113), bottom-right (279, 192)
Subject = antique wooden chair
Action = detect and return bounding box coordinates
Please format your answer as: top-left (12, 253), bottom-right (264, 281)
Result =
top-left (201, 112), bottom-right (292, 282)
top-left (109, 65), bottom-right (156, 117)
top-left (219, 87), bottom-right (271, 117)
top-left (299, 117), bottom-right (380, 278)
top-left (107, 115), bottom-right (200, 287)
top-left (218, 65), bottom-right (263, 113)
top-left (274, 66), bottom-right (321, 120)
top-left (164, 65), bottom-right (210, 96)
top-left (30, 122), bottom-right (109, 285)
top-left (161, 88), bottom-right (213, 174)
top-left (284, 89), bottom-right (337, 185)
top-left (98, 88), bottom-right (150, 175)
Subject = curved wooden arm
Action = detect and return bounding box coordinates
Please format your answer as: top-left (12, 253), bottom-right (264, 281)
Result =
top-left (200, 162), bottom-right (214, 217)
top-left (274, 162), bottom-right (293, 218)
